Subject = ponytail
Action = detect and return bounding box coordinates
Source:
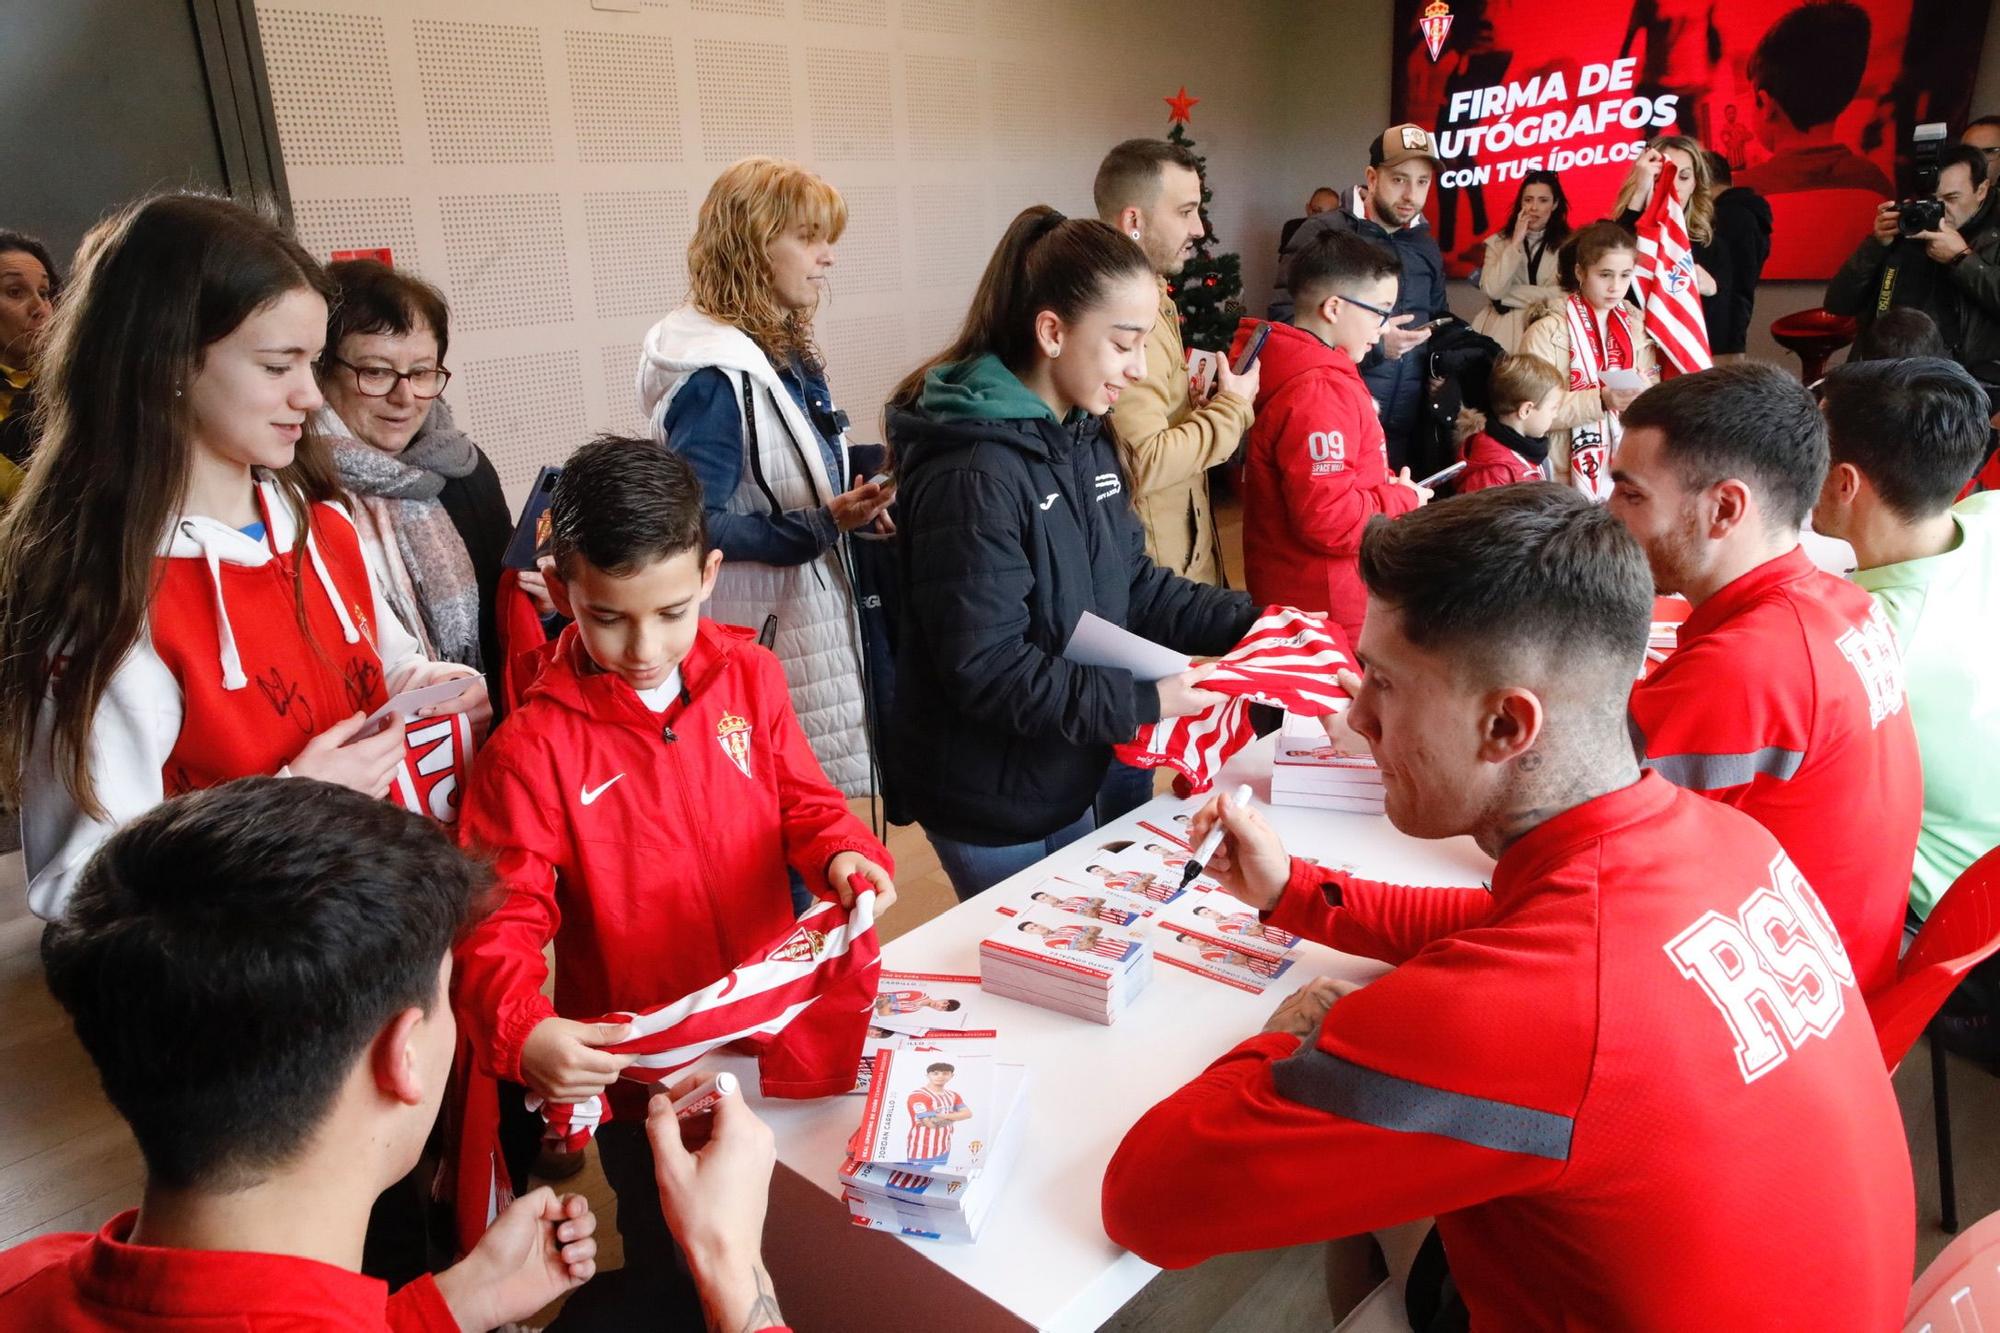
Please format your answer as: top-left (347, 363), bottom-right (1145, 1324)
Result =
top-left (889, 205), bottom-right (1151, 410)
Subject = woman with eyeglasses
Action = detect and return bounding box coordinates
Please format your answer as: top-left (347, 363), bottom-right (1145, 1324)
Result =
top-left (0, 194), bottom-right (488, 922)
top-left (317, 260), bottom-right (518, 690)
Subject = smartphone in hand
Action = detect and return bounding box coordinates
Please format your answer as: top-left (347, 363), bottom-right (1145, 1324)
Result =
top-left (1233, 322), bottom-right (1273, 375)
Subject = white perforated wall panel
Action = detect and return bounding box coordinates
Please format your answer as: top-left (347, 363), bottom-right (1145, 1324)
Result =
top-left (261, 9), bottom-right (401, 166)
top-left (568, 31), bottom-right (683, 164)
top-left (460, 349), bottom-right (586, 497)
top-left (438, 193), bottom-right (572, 331)
top-left (584, 190), bottom-right (692, 320)
top-left (806, 48), bottom-right (893, 162)
top-left (259, 0), bottom-right (1293, 504)
top-left (597, 343), bottom-right (649, 437)
top-left (694, 39), bottom-right (795, 162)
top-left (413, 20), bottom-right (553, 165)
top-left (292, 197), bottom-right (423, 274)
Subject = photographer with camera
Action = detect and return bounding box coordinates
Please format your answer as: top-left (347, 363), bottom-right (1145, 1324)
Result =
top-left (1826, 143), bottom-right (2000, 379)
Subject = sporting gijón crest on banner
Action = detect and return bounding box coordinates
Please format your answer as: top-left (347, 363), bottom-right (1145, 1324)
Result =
top-left (1420, 0), bottom-right (1453, 61)
top-left (716, 708), bottom-right (753, 779)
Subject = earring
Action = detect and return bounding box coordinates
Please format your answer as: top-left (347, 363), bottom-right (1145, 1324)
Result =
top-left (1051, 347), bottom-right (1061, 358)
top-left (1130, 230), bottom-right (1140, 240)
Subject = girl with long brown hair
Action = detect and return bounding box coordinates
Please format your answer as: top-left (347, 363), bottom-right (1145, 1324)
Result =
top-left (885, 206), bottom-right (1260, 899)
top-left (0, 193), bottom-right (487, 919)
top-left (637, 157), bottom-right (889, 804)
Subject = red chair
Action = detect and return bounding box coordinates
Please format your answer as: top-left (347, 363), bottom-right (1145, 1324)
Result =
top-left (1905, 1207), bottom-right (2000, 1330)
top-left (1870, 846), bottom-right (2000, 1232)
top-left (1769, 307), bottom-right (1859, 385)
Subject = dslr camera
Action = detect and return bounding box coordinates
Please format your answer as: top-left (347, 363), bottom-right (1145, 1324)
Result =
top-left (1897, 121), bottom-right (1950, 236)
top-left (1898, 198), bottom-right (1946, 236)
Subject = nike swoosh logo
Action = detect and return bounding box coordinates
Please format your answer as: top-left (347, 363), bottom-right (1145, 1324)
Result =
top-left (580, 775), bottom-right (625, 805)
top-left (1039, 493), bottom-right (1059, 510)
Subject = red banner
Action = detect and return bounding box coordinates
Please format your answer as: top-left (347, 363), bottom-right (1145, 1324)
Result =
top-left (1393, 0), bottom-right (1990, 279)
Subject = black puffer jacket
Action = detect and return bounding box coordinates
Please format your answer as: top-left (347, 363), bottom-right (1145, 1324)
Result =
top-left (886, 355), bottom-right (1257, 845)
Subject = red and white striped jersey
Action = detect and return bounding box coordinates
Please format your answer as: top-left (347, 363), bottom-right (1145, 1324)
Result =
top-left (877, 989), bottom-right (928, 1015)
top-left (1198, 943), bottom-right (1285, 977)
top-left (1050, 924), bottom-right (1140, 961)
top-left (537, 890), bottom-right (882, 1153)
top-left (1633, 173), bottom-right (1712, 377)
top-left (1117, 608), bottom-right (1354, 792)
top-left (906, 1087), bottom-right (965, 1161)
top-left (1216, 913), bottom-right (1298, 947)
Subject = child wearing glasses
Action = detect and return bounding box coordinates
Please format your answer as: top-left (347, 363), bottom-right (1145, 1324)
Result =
top-left (1231, 228), bottom-right (1431, 646)
top-left (317, 259), bottom-right (518, 689)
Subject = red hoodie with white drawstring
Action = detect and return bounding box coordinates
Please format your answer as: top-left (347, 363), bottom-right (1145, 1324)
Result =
top-left (21, 479), bottom-right (441, 919)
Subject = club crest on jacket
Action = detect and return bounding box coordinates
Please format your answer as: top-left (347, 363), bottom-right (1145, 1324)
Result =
top-left (716, 709), bottom-right (753, 778)
top-left (772, 926), bottom-right (828, 964)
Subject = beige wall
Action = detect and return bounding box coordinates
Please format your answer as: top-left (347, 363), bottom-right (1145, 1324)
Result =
top-left (258, 0), bottom-right (2000, 499)
top-left (257, 0), bottom-right (1300, 506)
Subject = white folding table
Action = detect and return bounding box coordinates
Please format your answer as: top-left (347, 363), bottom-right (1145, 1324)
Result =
top-left (717, 737), bottom-right (1495, 1332)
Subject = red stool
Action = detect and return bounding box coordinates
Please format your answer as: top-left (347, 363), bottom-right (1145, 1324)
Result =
top-left (1769, 308), bottom-right (1858, 384)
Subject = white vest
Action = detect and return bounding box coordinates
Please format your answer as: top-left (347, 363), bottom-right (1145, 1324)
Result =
top-left (638, 307), bottom-right (873, 797)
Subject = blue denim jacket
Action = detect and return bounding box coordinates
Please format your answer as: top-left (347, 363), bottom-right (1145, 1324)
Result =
top-left (660, 360), bottom-right (843, 567)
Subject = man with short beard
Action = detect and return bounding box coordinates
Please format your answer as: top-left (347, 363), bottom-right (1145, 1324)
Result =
top-left (1102, 484), bottom-right (1912, 1329)
top-left (1613, 364), bottom-right (1921, 1000)
top-left (1272, 126), bottom-right (1447, 471)
top-left (1096, 138), bottom-right (1260, 587)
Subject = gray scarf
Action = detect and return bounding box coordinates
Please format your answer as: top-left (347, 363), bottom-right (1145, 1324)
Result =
top-left (330, 400), bottom-right (483, 667)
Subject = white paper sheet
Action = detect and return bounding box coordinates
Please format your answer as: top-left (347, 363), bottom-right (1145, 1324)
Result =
top-left (1062, 612), bottom-right (1189, 682)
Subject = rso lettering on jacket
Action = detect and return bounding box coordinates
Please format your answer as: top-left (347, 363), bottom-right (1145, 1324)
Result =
top-left (1664, 851), bottom-right (1856, 1084)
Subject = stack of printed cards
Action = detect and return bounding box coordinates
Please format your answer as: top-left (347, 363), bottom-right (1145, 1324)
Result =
top-left (842, 1051), bottom-right (1029, 1243)
top-left (979, 904), bottom-right (1152, 1023)
top-left (852, 973), bottom-right (994, 1096)
top-left (1270, 711), bottom-right (1386, 814)
top-left (1154, 889), bottom-right (1302, 994)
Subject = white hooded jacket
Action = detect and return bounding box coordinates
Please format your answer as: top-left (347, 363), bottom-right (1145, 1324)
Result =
top-left (637, 305), bottom-right (871, 797)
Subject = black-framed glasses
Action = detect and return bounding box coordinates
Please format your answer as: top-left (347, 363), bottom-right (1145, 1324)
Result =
top-left (1336, 293), bottom-right (1395, 327)
top-left (325, 356), bottom-right (451, 399)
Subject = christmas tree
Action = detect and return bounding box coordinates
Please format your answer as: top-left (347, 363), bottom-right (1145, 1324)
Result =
top-left (1161, 87), bottom-right (1245, 353)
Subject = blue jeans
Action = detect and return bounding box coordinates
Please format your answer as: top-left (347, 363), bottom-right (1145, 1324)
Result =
top-left (1095, 760), bottom-right (1156, 826)
top-left (926, 809), bottom-right (1096, 902)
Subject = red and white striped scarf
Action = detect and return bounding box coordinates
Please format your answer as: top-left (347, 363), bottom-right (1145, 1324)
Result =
top-left (1633, 171), bottom-right (1712, 378)
top-left (535, 890), bottom-right (882, 1152)
top-left (1562, 293), bottom-right (1635, 502)
top-left (1115, 608), bottom-right (1353, 793)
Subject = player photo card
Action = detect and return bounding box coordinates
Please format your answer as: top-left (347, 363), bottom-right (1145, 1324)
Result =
top-left (982, 905), bottom-right (1148, 981)
top-left (1159, 891), bottom-right (1302, 962)
top-left (871, 970), bottom-right (981, 1037)
top-left (1019, 879), bottom-right (1145, 927)
top-left (851, 1048), bottom-right (996, 1178)
top-left (1153, 928), bottom-right (1298, 994)
top-left (1065, 855), bottom-right (1188, 908)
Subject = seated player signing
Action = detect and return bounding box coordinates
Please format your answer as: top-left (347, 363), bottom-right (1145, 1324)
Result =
top-left (0, 779), bottom-right (599, 1331)
top-left (1101, 485), bottom-right (1913, 1329)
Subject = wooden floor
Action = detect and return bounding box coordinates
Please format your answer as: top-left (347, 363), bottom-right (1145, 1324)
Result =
top-left (4, 497), bottom-right (1995, 1329)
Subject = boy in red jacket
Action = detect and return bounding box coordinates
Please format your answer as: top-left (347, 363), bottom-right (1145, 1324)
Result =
top-left (454, 437), bottom-right (894, 1325)
top-left (1457, 352), bottom-right (1561, 493)
top-left (0, 779), bottom-right (600, 1332)
top-left (1103, 486), bottom-right (1912, 1329)
top-left (1235, 228), bottom-right (1428, 644)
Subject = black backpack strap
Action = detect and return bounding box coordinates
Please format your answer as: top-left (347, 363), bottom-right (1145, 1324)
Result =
top-left (740, 372), bottom-right (782, 518)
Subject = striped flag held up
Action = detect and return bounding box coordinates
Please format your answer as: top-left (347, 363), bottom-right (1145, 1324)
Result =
top-left (1633, 168), bottom-right (1712, 377)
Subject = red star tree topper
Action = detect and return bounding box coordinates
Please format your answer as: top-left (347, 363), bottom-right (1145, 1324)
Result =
top-left (1156, 89), bottom-right (1244, 352)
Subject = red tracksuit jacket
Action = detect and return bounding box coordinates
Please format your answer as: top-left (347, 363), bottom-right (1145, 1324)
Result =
top-left (0, 1213), bottom-right (455, 1331)
top-left (1103, 775), bottom-right (1912, 1330)
top-left (1232, 319), bottom-right (1420, 645)
top-left (454, 618), bottom-right (890, 1113)
top-left (1628, 546), bottom-right (1921, 999)
top-left (1456, 428), bottom-right (1545, 494)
